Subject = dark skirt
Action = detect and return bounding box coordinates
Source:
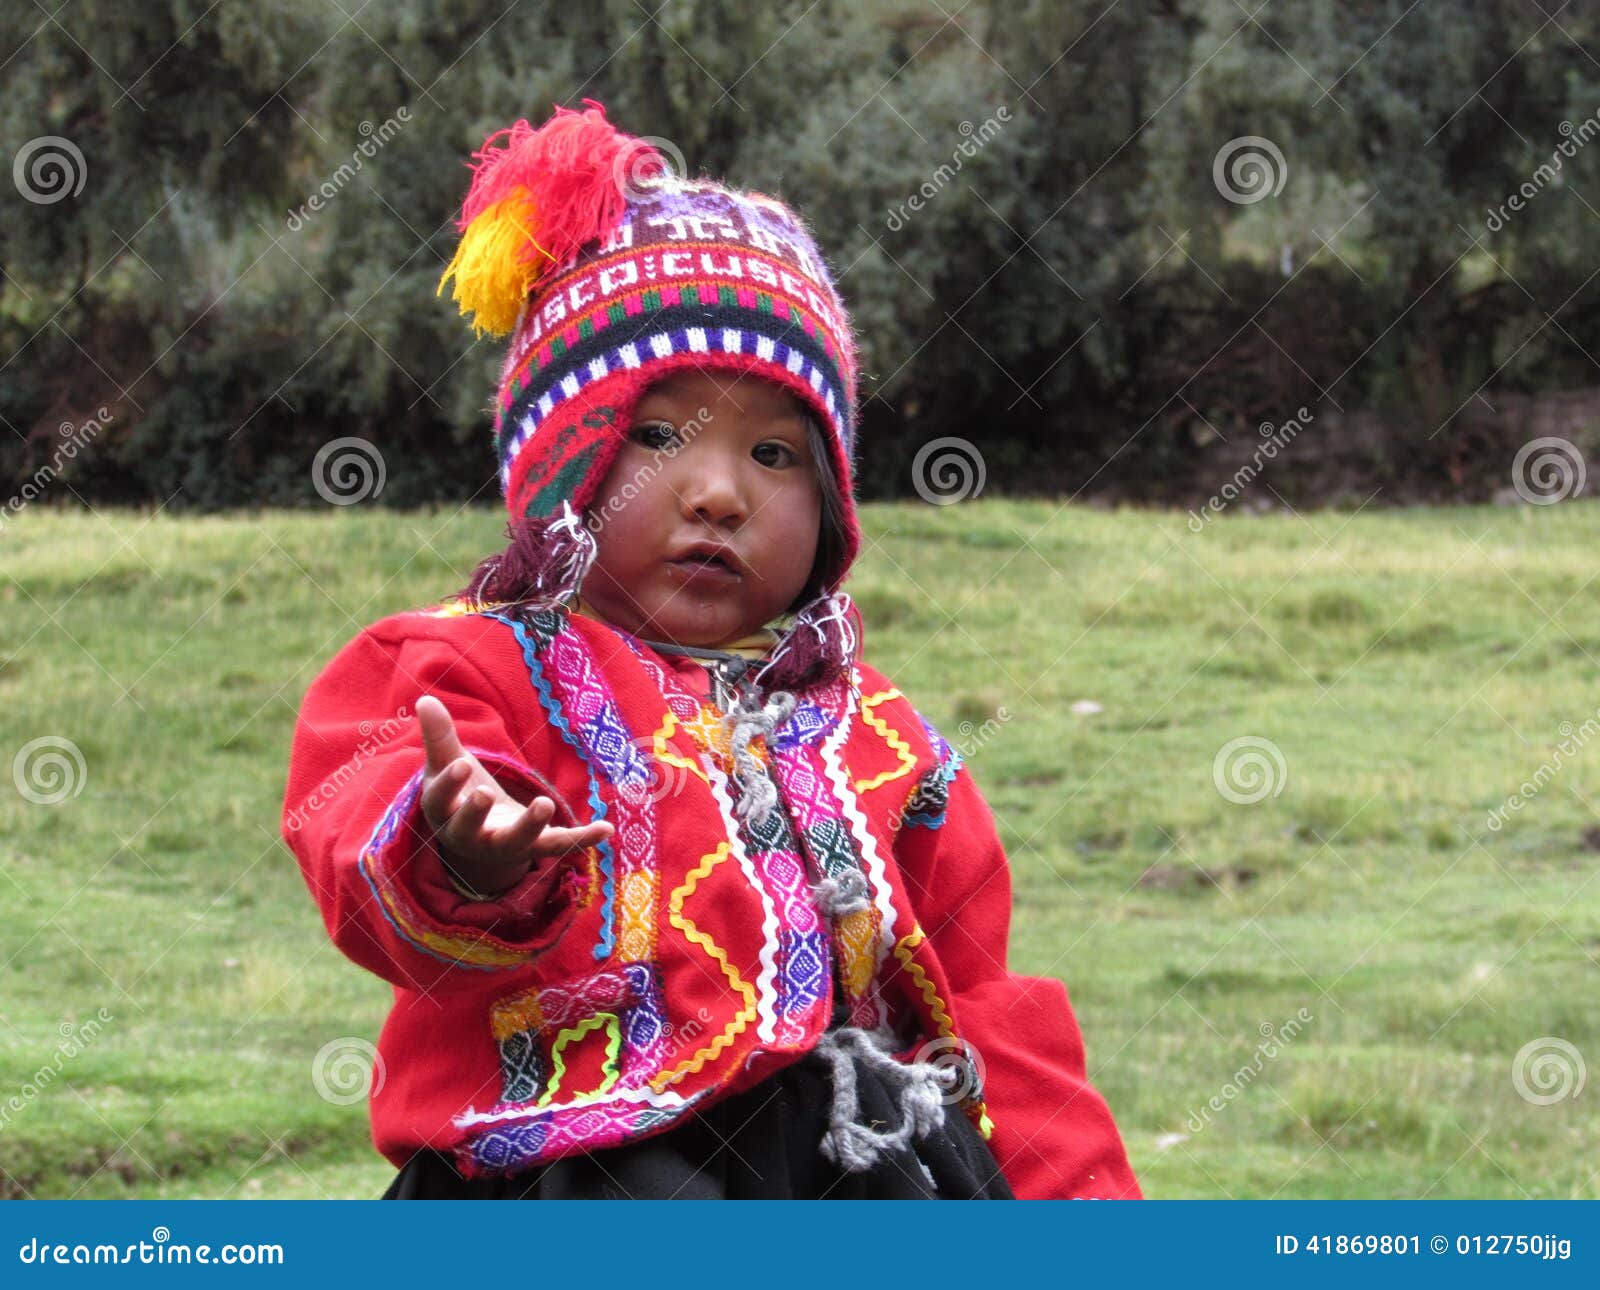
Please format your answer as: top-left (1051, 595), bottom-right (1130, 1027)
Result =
top-left (383, 1006), bottom-right (1014, 1200)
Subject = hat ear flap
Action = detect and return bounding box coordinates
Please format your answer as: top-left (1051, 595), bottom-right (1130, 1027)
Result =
top-left (438, 100), bottom-right (664, 337)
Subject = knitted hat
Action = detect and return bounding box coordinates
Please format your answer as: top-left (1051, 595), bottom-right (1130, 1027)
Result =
top-left (439, 100), bottom-right (862, 599)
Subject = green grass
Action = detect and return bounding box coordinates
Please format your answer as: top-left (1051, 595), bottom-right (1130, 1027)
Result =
top-left (2, 498), bottom-right (1598, 1198)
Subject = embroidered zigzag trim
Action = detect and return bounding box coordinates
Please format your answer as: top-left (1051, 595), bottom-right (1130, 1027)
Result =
top-left (854, 688), bottom-right (919, 793)
top-left (650, 842), bottom-right (758, 1090)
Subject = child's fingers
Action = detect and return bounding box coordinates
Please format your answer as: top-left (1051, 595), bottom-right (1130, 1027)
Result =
top-left (494, 794), bottom-right (557, 856)
top-left (418, 756), bottom-right (472, 827)
top-left (440, 780), bottom-right (495, 848)
top-left (532, 818), bottom-right (615, 857)
top-left (416, 695), bottom-right (467, 778)
top-left (494, 797), bottom-right (613, 861)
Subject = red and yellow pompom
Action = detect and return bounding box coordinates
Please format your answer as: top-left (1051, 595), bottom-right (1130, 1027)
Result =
top-left (437, 100), bottom-right (664, 336)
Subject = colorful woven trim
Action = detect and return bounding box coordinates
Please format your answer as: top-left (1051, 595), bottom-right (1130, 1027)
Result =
top-left (449, 606), bottom-right (905, 1174)
top-left (356, 761), bottom-right (574, 970)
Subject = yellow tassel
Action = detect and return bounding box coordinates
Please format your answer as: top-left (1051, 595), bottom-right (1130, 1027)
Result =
top-left (436, 193), bottom-right (556, 337)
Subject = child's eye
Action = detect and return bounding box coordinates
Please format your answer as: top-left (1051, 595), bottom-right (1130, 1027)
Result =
top-left (632, 420), bottom-right (679, 450)
top-left (753, 441), bottom-right (800, 468)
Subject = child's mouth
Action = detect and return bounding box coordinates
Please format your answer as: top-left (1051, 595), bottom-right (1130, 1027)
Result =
top-left (668, 553), bottom-right (741, 584)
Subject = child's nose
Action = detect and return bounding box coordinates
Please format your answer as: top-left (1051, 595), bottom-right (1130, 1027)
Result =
top-left (677, 455), bottom-right (748, 525)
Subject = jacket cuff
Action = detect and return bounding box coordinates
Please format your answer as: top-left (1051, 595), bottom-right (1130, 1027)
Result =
top-left (357, 751), bottom-right (586, 970)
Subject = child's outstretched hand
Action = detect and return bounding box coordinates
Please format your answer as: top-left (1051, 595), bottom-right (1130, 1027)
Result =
top-left (416, 694), bottom-right (613, 898)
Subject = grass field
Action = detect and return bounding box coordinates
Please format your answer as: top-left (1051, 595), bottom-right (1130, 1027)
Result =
top-left (2, 497), bottom-right (1597, 1199)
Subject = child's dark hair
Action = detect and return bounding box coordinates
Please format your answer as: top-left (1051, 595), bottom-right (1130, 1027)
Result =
top-left (454, 416), bottom-right (858, 693)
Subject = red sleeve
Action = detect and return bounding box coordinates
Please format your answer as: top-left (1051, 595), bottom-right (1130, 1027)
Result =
top-left (281, 623), bottom-right (585, 994)
top-left (897, 751), bottom-right (1143, 1200)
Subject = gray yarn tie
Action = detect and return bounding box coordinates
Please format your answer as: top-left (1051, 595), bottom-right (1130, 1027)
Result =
top-left (724, 685), bottom-right (796, 829)
top-left (812, 868), bottom-right (871, 917)
top-left (711, 651), bottom-right (950, 1178)
top-left (809, 1025), bottom-right (958, 1177)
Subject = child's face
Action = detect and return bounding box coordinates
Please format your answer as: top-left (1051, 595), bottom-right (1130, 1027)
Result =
top-left (581, 369), bottom-right (823, 648)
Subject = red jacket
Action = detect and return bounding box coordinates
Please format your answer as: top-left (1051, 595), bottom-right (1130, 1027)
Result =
top-left (281, 599), bottom-right (1141, 1199)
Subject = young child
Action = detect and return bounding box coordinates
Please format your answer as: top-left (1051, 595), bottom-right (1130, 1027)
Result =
top-left (282, 101), bottom-right (1142, 1200)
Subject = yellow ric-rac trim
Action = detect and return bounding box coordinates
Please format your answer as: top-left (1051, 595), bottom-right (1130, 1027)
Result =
top-left (649, 709), bottom-right (710, 786)
top-left (895, 926), bottom-right (994, 1138)
top-left (537, 1012), bottom-right (623, 1107)
top-left (650, 842), bottom-right (758, 1092)
top-left (895, 927), bottom-right (994, 1137)
top-left (854, 689), bottom-right (918, 793)
top-left (892, 926), bottom-right (955, 1036)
